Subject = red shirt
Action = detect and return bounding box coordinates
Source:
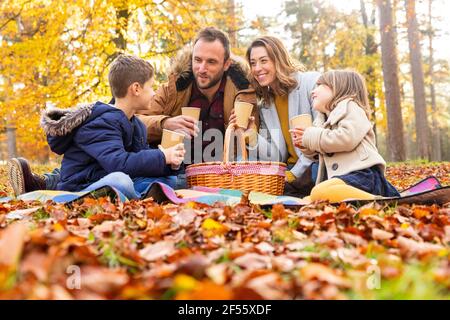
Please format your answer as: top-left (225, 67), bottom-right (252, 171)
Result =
top-left (188, 77), bottom-right (226, 161)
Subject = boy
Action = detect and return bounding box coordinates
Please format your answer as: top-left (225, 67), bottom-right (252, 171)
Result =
top-left (39, 54), bottom-right (185, 199)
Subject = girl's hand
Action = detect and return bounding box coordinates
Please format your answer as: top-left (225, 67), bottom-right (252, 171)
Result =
top-left (290, 128), bottom-right (305, 148)
top-left (159, 143), bottom-right (186, 167)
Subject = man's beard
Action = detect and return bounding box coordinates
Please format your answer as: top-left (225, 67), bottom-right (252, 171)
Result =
top-left (195, 70), bottom-right (224, 90)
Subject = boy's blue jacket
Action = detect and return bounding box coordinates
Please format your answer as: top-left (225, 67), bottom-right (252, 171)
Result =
top-left (41, 101), bottom-right (175, 191)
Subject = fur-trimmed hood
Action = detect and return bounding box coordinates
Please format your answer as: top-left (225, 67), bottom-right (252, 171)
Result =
top-left (41, 102), bottom-right (120, 155)
top-left (169, 46), bottom-right (251, 92)
top-left (41, 103), bottom-right (95, 137)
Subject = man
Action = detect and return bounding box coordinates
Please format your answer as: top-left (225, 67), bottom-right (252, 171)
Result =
top-left (8, 27), bottom-right (258, 196)
top-left (139, 27), bottom-right (257, 162)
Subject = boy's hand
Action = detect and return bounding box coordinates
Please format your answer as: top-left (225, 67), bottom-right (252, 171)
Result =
top-left (162, 115), bottom-right (199, 138)
top-left (159, 143), bottom-right (185, 167)
top-left (289, 128), bottom-right (305, 148)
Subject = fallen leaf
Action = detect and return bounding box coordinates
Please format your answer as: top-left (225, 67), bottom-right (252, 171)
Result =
top-left (0, 222), bottom-right (28, 267)
top-left (300, 263), bottom-right (351, 287)
top-left (234, 253), bottom-right (271, 270)
top-left (173, 208), bottom-right (196, 227)
top-left (80, 266), bottom-right (129, 294)
top-left (139, 240), bottom-right (176, 262)
top-left (397, 236), bottom-right (445, 256)
top-left (372, 228), bottom-right (394, 241)
top-left (201, 218), bottom-right (228, 237)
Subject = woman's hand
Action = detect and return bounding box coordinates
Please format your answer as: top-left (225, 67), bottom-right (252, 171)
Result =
top-left (290, 128), bottom-right (305, 148)
top-left (228, 110), bottom-right (237, 128)
top-left (229, 109), bottom-right (255, 129)
top-left (229, 109), bottom-right (257, 146)
top-left (159, 143), bottom-right (186, 167)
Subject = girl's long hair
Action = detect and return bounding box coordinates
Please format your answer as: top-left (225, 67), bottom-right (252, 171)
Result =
top-left (318, 70), bottom-right (371, 118)
top-left (246, 36), bottom-right (304, 104)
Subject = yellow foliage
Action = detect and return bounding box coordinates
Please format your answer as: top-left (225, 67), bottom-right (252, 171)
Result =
top-left (173, 274), bottom-right (198, 292)
top-left (0, 0), bottom-right (235, 160)
top-left (201, 218), bottom-right (228, 237)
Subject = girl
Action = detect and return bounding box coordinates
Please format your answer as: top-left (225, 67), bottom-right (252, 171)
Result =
top-left (229, 36), bottom-right (320, 196)
top-left (291, 70), bottom-right (399, 202)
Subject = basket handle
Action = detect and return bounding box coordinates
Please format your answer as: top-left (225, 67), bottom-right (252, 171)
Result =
top-left (223, 125), bottom-right (248, 163)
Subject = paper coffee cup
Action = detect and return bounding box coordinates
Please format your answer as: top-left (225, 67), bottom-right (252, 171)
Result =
top-left (234, 101), bottom-right (253, 129)
top-left (161, 129), bottom-right (185, 149)
top-left (290, 114), bottom-right (312, 129)
top-left (181, 107), bottom-right (200, 121)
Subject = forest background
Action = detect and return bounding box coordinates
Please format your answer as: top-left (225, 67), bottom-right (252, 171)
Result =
top-left (0, 0), bottom-right (449, 163)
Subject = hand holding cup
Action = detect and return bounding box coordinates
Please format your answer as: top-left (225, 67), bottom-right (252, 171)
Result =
top-left (161, 129), bottom-right (185, 149)
top-left (234, 101), bottom-right (253, 129)
top-left (290, 128), bottom-right (305, 148)
top-left (158, 143), bottom-right (185, 167)
top-left (181, 107), bottom-right (200, 122)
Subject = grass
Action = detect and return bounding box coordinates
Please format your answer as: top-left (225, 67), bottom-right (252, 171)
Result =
top-left (32, 207), bottom-right (50, 221)
top-left (349, 261), bottom-right (450, 300)
top-left (98, 236), bottom-right (140, 270)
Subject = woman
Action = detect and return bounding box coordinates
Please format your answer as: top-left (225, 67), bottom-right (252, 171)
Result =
top-left (230, 36), bottom-right (319, 196)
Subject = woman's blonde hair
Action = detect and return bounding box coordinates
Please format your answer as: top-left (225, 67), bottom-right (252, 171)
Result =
top-left (246, 36), bottom-right (304, 104)
top-left (317, 70), bottom-right (371, 118)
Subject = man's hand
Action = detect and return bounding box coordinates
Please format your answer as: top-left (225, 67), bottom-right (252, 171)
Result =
top-left (290, 128), bottom-right (305, 148)
top-left (162, 115), bottom-right (199, 138)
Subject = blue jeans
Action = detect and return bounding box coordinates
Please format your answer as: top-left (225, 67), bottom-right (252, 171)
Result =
top-left (44, 168), bottom-right (61, 190)
top-left (175, 173), bottom-right (187, 189)
top-left (81, 172), bottom-right (176, 200)
top-left (174, 166), bottom-right (187, 189)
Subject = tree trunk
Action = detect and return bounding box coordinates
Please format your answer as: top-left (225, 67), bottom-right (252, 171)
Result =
top-left (227, 0), bottom-right (237, 48)
top-left (4, 74), bottom-right (18, 159)
top-left (112, 3), bottom-right (129, 59)
top-left (360, 0), bottom-right (378, 142)
top-left (376, 0), bottom-right (406, 161)
top-left (405, 0), bottom-right (431, 160)
top-left (427, 0), bottom-right (441, 161)
top-left (6, 124), bottom-right (17, 159)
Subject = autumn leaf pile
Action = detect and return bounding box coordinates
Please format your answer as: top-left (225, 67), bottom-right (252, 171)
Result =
top-left (386, 162), bottom-right (450, 191)
top-left (0, 162), bottom-right (449, 299)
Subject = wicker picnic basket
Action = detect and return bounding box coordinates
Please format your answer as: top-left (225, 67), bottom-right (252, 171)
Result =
top-left (186, 126), bottom-right (287, 195)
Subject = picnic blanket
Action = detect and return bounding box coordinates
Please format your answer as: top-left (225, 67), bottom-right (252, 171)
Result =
top-left (145, 176), bottom-right (450, 206)
top-left (144, 183), bottom-right (310, 206)
top-left (0, 183), bottom-right (308, 207)
top-left (1, 176), bottom-right (449, 208)
top-left (0, 186), bottom-right (127, 205)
